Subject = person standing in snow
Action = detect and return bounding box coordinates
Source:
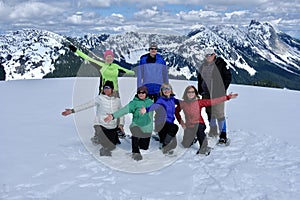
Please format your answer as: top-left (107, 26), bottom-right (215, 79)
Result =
top-left (104, 86), bottom-right (154, 161)
top-left (175, 85), bottom-right (238, 155)
top-left (61, 81), bottom-right (124, 157)
top-left (69, 45), bottom-right (135, 96)
top-left (138, 42), bottom-right (169, 140)
top-left (197, 48), bottom-right (232, 144)
top-left (137, 42), bottom-right (169, 102)
top-left (140, 83), bottom-right (180, 155)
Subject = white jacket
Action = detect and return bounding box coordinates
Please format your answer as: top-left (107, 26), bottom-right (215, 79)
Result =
top-left (73, 94), bottom-right (124, 129)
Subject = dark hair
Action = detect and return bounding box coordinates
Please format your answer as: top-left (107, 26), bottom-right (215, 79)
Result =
top-left (182, 85), bottom-right (200, 101)
top-left (137, 85), bottom-right (148, 95)
top-left (135, 85), bottom-right (148, 99)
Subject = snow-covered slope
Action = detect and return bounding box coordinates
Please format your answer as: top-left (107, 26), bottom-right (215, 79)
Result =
top-left (0, 77), bottom-right (300, 199)
top-left (0, 29), bottom-right (67, 79)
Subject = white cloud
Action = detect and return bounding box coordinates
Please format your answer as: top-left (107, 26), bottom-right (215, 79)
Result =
top-left (0, 0), bottom-right (299, 39)
top-left (111, 13), bottom-right (124, 19)
top-left (225, 10), bottom-right (249, 19)
top-left (84, 0), bottom-right (112, 8)
top-left (177, 10), bottom-right (219, 21)
top-left (0, 1), bottom-right (12, 20)
top-left (134, 7), bottom-right (160, 18)
top-left (8, 2), bottom-right (64, 20)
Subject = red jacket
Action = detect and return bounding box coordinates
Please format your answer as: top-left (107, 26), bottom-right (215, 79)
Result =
top-left (175, 96), bottom-right (229, 128)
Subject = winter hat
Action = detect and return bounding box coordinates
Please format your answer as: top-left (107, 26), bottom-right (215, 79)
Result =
top-left (204, 48), bottom-right (215, 56)
top-left (104, 50), bottom-right (114, 59)
top-left (103, 80), bottom-right (114, 90)
top-left (149, 42), bottom-right (158, 49)
top-left (137, 85), bottom-right (148, 94)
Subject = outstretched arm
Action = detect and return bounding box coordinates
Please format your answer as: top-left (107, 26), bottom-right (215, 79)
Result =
top-left (199, 92), bottom-right (238, 107)
top-left (104, 114), bottom-right (114, 122)
top-left (227, 92), bottom-right (238, 99)
top-left (62, 108), bottom-right (74, 116)
top-left (118, 66), bottom-right (135, 76)
top-left (69, 45), bottom-right (105, 69)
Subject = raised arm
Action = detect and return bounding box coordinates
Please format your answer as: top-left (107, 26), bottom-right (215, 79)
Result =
top-left (69, 45), bottom-right (106, 69)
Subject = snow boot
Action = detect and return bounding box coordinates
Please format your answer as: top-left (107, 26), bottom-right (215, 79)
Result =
top-left (116, 128), bottom-right (126, 138)
top-left (91, 136), bottom-right (100, 145)
top-left (99, 147), bottom-right (112, 157)
top-left (132, 153), bottom-right (143, 161)
top-left (162, 134), bottom-right (175, 154)
top-left (151, 132), bottom-right (160, 141)
top-left (208, 126), bottom-right (218, 138)
top-left (196, 137), bottom-right (211, 155)
top-left (218, 132), bottom-right (230, 146)
top-left (218, 138), bottom-right (230, 146)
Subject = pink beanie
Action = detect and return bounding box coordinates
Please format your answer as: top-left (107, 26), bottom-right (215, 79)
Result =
top-left (104, 50), bottom-right (114, 59)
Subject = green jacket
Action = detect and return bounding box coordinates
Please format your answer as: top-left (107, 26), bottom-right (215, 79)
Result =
top-left (113, 96), bottom-right (154, 133)
top-left (75, 49), bottom-right (135, 91)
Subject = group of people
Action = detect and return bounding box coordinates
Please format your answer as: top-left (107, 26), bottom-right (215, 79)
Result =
top-left (62, 42), bottom-right (238, 161)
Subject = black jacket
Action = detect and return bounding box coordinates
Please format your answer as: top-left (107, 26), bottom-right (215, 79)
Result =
top-left (197, 57), bottom-right (232, 98)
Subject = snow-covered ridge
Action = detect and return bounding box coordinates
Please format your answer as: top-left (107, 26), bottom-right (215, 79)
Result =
top-left (0, 29), bottom-right (66, 79)
top-left (1, 21), bottom-right (300, 90)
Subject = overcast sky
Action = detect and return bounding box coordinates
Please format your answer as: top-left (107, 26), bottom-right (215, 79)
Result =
top-left (0, 0), bottom-right (299, 39)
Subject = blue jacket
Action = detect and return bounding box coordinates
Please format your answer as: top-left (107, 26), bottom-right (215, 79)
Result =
top-left (137, 53), bottom-right (168, 95)
top-left (146, 95), bottom-right (179, 125)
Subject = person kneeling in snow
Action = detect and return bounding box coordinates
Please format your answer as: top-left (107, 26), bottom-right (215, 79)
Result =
top-left (104, 86), bottom-right (154, 161)
top-left (61, 81), bottom-right (124, 157)
top-left (175, 85), bottom-right (238, 155)
top-left (140, 83), bottom-right (180, 155)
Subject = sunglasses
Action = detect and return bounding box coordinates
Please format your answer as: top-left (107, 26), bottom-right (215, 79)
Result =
top-left (137, 91), bottom-right (146, 94)
top-left (149, 48), bottom-right (157, 50)
top-left (206, 53), bottom-right (214, 57)
top-left (187, 91), bottom-right (195, 94)
top-left (103, 86), bottom-right (111, 90)
top-left (162, 87), bottom-right (171, 91)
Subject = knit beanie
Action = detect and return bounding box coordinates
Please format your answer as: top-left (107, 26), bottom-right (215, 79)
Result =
top-left (204, 48), bottom-right (215, 56)
top-left (103, 80), bottom-right (114, 90)
top-left (149, 42), bottom-right (158, 49)
top-left (104, 50), bottom-right (114, 59)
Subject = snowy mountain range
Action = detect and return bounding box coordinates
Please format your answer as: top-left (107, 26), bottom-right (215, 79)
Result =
top-left (1, 20), bottom-right (300, 90)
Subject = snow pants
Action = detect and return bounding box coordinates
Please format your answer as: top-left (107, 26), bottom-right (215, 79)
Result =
top-left (130, 126), bottom-right (151, 153)
top-left (182, 123), bottom-right (206, 148)
top-left (94, 125), bottom-right (119, 151)
top-left (158, 122), bottom-right (179, 150)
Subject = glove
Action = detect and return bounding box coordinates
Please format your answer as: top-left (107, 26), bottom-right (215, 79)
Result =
top-left (227, 93), bottom-right (238, 100)
top-left (69, 45), bottom-right (77, 52)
